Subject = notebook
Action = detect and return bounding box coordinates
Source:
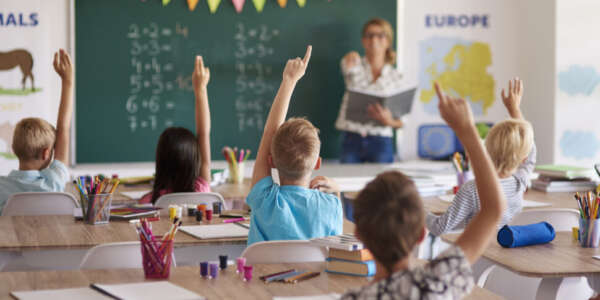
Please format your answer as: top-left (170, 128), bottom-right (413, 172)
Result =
top-left (11, 288), bottom-right (110, 300)
top-left (438, 194), bottom-right (551, 208)
top-left (91, 282), bottom-right (203, 300)
top-left (534, 165), bottom-right (594, 179)
top-left (179, 223), bottom-right (249, 239)
top-left (345, 86), bottom-right (416, 124)
top-left (310, 234), bottom-right (363, 251)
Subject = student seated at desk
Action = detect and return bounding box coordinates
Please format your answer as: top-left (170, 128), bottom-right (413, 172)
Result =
top-left (0, 50), bottom-right (74, 214)
top-left (427, 78), bottom-right (536, 236)
top-left (341, 83), bottom-right (506, 299)
top-left (140, 56), bottom-right (212, 204)
top-left (247, 46), bottom-right (343, 245)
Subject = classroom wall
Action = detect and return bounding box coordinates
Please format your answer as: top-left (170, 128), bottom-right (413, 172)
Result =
top-left (516, 0), bottom-right (556, 165)
top-left (554, 0), bottom-right (600, 167)
top-left (0, 0), bottom-right (70, 175)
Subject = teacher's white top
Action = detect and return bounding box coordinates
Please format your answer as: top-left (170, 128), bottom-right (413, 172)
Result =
top-left (335, 57), bottom-right (404, 138)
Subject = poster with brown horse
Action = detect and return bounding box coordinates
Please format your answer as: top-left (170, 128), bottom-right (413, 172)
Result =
top-left (0, 49), bottom-right (34, 91)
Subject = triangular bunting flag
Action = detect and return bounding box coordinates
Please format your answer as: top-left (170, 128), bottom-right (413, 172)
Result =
top-left (277, 0), bottom-right (287, 8)
top-left (207, 0), bottom-right (221, 13)
top-left (252, 0), bottom-right (266, 12)
top-left (187, 0), bottom-right (199, 11)
top-left (162, 0), bottom-right (171, 6)
top-left (297, 0), bottom-right (306, 7)
top-left (232, 0), bottom-right (245, 13)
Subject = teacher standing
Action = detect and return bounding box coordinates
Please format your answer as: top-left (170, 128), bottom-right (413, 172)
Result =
top-left (335, 18), bottom-right (404, 163)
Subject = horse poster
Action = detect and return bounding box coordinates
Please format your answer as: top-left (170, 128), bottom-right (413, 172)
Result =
top-left (0, 1), bottom-right (69, 174)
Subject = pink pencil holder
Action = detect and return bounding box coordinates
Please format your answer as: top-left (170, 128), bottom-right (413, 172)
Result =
top-left (456, 171), bottom-right (474, 188)
top-left (141, 239), bottom-right (173, 279)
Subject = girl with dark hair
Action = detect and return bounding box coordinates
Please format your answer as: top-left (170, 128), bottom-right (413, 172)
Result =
top-left (140, 56), bottom-right (212, 204)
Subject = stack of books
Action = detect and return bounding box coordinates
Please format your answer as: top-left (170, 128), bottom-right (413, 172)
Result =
top-left (311, 234), bottom-right (376, 277)
top-left (532, 165), bottom-right (597, 192)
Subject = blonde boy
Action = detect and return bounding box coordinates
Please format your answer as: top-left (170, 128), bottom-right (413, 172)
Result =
top-left (247, 46), bottom-right (343, 245)
top-left (0, 50), bottom-right (74, 214)
top-left (341, 83), bottom-right (506, 299)
top-left (427, 78), bottom-right (536, 236)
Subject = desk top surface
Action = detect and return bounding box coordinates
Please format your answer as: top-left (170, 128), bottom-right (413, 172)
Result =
top-left (443, 232), bottom-right (600, 277)
top-left (0, 262), bottom-right (502, 300)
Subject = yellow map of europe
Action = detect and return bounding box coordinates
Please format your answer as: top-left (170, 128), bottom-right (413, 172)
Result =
top-left (419, 37), bottom-right (495, 115)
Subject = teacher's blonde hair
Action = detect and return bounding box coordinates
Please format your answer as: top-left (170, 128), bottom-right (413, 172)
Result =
top-left (362, 18), bottom-right (396, 65)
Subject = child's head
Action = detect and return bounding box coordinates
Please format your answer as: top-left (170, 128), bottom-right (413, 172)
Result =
top-left (12, 118), bottom-right (56, 167)
top-left (353, 171), bottom-right (425, 273)
top-left (152, 127), bottom-right (200, 203)
top-left (271, 117), bottom-right (321, 181)
top-left (485, 119), bottom-right (534, 176)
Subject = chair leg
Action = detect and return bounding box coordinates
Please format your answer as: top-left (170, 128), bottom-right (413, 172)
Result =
top-left (536, 277), bottom-right (594, 300)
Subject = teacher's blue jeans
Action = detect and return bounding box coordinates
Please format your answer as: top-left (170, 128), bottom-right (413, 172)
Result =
top-left (340, 132), bottom-right (394, 163)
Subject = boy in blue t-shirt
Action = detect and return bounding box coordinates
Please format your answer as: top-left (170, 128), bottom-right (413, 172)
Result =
top-left (247, 46), bottom-right (343, 245)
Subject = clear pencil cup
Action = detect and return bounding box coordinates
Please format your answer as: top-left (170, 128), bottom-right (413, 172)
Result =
top-left (81, 194), bottom-right (113, 225)
top-left (579, 218), bottom-right (600, 248)
top-left (227, 162), bottom-right (245, 184)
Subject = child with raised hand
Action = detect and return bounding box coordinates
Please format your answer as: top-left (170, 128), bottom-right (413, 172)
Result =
top-left (0, 49), bottom-right (74, 214)
top-left (341, 83), bottom-right (506, 299)
top-left (140, 56), bottom-right (212, 204)
top-left (247, 45), bottom-right (343, 245)
top-left (427, 78), bottom-right (536, 236)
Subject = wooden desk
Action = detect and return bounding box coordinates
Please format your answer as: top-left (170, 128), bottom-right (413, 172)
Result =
top-left (443, 232), bottom-right (600, 278)
top-left (443, 232), bottom-right (598, 300)
top-left (0, 215), bottom-right (246, 251)
top-left (345, 190), bottom-right (578, 215)
top-left (0, 262), bottom-right (502, 300)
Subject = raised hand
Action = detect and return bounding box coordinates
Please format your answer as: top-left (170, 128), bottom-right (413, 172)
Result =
top-left (282, 45), bottom-right (312, 82)
top-left (309, 176), bottom-right (340, 196)
top-left (53, 49), bottom-right (73, 82)
top-left (342, 51), bottom-right (360, 69)
top-left (501, 77), bottom-right (524, 119)
top-left (435, 82), bottom-right (475, 137)
top-left (192, 55), bottom-right (210, 91)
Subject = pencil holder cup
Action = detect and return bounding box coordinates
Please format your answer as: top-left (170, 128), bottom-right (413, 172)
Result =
top-left (579, 218), bottom-right (600, 248)
top-left (227, 162), bottom-right (245, 184)
top-left (81, 194), bottom-right (113, 225)
top-left (141, 239), bottom-right (174, 279)
top-left (456, 171), bottom-right (474, 188)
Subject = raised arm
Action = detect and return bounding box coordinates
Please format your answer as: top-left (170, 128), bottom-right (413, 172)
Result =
top-left (192, 56), bottom-right (212, 182)
top-left (501, 77), bottom-right (524, 120)
top-left (53, 49), bottom-right (74, 166)
top-left (251, 46), bottom-right (312, 187)
top-left (435, 83), bottom-right (506, 264)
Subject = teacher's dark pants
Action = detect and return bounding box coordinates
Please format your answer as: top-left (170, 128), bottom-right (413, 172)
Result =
top-left (340, 132), bottom-right (394, 163)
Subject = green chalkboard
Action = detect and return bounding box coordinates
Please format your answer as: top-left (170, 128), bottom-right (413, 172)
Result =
top-left (75, 0), bottom-right (396, 163)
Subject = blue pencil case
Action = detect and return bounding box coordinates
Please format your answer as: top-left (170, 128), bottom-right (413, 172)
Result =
top-left (497, 222), bottom-right (556, 248)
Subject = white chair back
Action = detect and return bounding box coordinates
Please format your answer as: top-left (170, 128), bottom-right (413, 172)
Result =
top-left (2, 192), bottom-right (78, 216)
top-left (79, 242), bottom-right (141, 269)
top-left (509, 208), bottom-right (580, 231)
top-left (241, 240), bottom-right (327, 264)
top-left (155, 192), bottom-right (227, 214)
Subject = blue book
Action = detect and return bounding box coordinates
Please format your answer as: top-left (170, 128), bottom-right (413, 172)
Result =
top-left (325, 257), bottom-right (376, 277)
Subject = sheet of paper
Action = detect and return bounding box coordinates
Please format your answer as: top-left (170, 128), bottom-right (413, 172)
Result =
top-left (438, 195), bottom-right (551, 208)
top-left (273, 294), bottom-right (340, 300)
top-left (179, 223), bottom-right (249, 239)
top-left (11, 287), bottom-right (110, 300)
top-left (331, 177), bottom-right (374, 192)
top-left (120, 190), bottom-right (151, 200)
top-left (92, 282), bottom-right (204, 300)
